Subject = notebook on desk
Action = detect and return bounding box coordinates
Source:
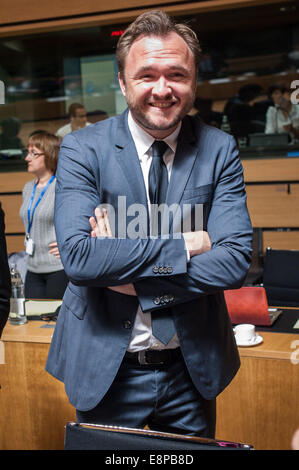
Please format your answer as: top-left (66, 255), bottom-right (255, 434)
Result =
top-left (224, 286), bottom-right (282, 326)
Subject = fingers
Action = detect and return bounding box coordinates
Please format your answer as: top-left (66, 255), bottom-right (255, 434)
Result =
top-left (89, 216), bottom-right (97, 231)
top-left (104, 210), bottom-right (113, 237)
top-left (95, 207), bottom-right (106, 236)
top-left (48, 242), bottom-right (61, 259)
top-left (92, 207), bottom-right (112, 238)
top-left (183, 230), bottom-right (211, 257)
top-left (48, 242), bottom-right (58, 248)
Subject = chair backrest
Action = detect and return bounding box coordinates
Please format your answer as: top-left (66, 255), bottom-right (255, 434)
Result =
top-left (224, 286), bottom-right (271, 326)
top-left (64, 422), bottom-right (253, 450)
top-left (263, 248), bottom-right (299, 307)
top-left (244, 228), bottom-right (263, 286)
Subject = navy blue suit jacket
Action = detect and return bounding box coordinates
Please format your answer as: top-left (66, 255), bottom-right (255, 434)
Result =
top-left (46, 111), bottom-right (252, 411)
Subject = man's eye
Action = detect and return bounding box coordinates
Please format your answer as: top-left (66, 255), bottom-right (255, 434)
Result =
top-left (140, 74), bottom-right (154, 80)
top-left (169, 73), bottom-right (185, 80)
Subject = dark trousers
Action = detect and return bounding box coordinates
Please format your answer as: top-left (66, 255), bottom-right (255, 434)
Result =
top-left (25, 269), bottom-right (68, 299)
top-left (76, 354), bottom-right (216, 438)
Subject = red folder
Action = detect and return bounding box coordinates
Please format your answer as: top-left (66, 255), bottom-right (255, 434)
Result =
top-left (224, 286), bottom-right (272, 326)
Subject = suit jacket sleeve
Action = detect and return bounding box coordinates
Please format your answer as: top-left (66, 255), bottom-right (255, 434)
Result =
top-left (54, 133), bottom-right (188, 286)
top-left (134, 135), bottom-right (253, 312)
top-left (0, 204), bottom-right (11, 337)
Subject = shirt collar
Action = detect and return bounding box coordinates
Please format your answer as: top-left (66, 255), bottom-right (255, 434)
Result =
top-left (128, 111), bottom-right (181, 158)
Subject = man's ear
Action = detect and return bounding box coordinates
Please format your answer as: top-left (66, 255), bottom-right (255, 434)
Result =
top-left (118, 72), bottom-right (126, 97)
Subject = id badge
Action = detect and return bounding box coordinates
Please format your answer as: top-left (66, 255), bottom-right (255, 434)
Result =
top-left (25, 235), bottom-right (34, 256)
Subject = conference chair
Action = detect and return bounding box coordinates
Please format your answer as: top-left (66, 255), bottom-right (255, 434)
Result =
top-left (244, 228), bottom-right (263, 286)
top-left (262, 248), bottom-right (299, 307)
top-left (64, 422), bottom-right (253, 450)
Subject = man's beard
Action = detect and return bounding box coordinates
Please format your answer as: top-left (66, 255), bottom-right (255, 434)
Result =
top-left (125, 91), bottom-right (195, 132)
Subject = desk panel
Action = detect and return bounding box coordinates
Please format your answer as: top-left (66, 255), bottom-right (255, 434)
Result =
top-left (0, 333), bottom-right (75, 450)
top-left (243, 157), bottom-right (299, 183)
top-left (216, 333), bottom-right (299, 450)
top-left (1, 323), bottom-right (299, 450)
top-left (246, 184), bottom-right (299, 227)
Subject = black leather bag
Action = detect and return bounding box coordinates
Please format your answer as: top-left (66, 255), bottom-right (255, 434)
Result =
top-left (64, 422), bottom-right (253, 451)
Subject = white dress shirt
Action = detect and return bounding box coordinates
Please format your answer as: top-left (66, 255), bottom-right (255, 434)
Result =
top-left (127, 111), bottom-right (181, 352)
top-left (265, 104), bottom-right (299, 134)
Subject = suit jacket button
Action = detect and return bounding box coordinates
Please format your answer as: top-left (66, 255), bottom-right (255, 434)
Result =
top-left (158, 267), bottom-right (164, 274)
top-left (153, 266), bottom-right (159, 274)
top-left (163, 267), bottom-right (168, 274)
top-left (154, 297), bottom-right (161, 305)
top-left (163, 295), bottom-right (170, 303)
top-left (123, 320), bottom-right (132, 329)
top-left (167, 266), bottom-right (173, 274)
top-left (169, 294), bottom-right (174, 302)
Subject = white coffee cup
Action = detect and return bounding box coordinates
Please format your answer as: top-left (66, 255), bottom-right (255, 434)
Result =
top-left (234, 324), bottom-right (256, 343)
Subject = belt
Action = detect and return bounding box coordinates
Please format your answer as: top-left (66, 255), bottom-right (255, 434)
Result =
top-left (124, 348), bottom-right (182, 366)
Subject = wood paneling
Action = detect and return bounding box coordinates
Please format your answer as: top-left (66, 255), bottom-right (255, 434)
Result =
top-left (0, 172), bottom-right (32, 193)
top-left (216, 331), bottom-right (299, 450)
top-left (0, 336), bottom-right (76, 450)
top-left (1, 322), bottom-right (298, 450)
top-left (0, 0), bottom-right (185, 25)
top-left (243, 157), bottom-right (299, 183)
top-left (263, 230), bottom-right (299, 251)
top-left (246, 184), bottom-right (299, 228)
top-left (0, 0), bottom-right (288, 37)
top-left (5, 235), bottom-right (25, 254)
top-left (1, 194), bottom-right (24, 233)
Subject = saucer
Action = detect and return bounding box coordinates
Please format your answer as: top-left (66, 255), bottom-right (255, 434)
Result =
top-left (235, 334), bottom-right (263, 347)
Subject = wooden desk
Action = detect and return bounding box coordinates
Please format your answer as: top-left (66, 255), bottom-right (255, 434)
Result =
top-left (1, 322), bottom-right (298, 450)
top-left (0, 321), bottom-right (76, 450)
top-left (216, 331), bottom-right (299, 450)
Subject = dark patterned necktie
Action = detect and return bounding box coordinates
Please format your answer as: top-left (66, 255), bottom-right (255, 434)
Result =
top-left (148, 140), bottom-right (176, 345)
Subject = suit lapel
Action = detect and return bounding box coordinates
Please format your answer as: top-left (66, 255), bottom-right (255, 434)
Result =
top-left (114, 110), bottom-right (148, 208)
top-left (114, 111), bottom-right (150, 235)
top-left (166, 116), bottom-right (198, 206)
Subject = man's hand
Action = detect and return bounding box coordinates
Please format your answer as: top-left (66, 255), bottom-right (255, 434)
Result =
top-left (89, 207), bottom-right (136, 296)
top-left (89, 207), bottom-right (112, 238)
top-left (183, 230), bottom-right (212, 258)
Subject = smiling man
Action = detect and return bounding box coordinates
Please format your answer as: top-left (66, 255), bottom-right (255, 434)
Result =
top-left (118, 33), bottom-right (197, 136)
top-left (46, 10), bottom-right (252, 438)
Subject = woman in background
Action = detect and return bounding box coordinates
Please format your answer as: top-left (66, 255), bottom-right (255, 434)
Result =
top-left (20, 131), bottom-right (68, 299)
top-left (265, 83), bottom-right (299, 140)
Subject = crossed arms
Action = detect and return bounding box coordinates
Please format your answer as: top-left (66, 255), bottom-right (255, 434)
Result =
top-left (89, 207), bottom-right (212, 296)
top-left (54, 131), bottom-right (252, 311)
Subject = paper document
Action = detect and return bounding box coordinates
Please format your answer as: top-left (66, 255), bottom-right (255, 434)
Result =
top-left (25, 300), bottom-right (62, 317)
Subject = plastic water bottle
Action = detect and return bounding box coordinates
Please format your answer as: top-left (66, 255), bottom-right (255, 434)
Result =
top-left (220, 115), bottom-right (231, 134)
top-left (9, 264), bottom-right (27, 325)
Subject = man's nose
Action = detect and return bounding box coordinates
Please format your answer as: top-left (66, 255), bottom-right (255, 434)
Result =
top-left (152, 77), bottom-right (172, 97)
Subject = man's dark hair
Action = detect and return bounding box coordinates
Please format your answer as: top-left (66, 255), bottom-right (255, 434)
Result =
top-left (68, 103), bottom-right (86, 118)
top-left (268, 83), bottom-right (288, 98)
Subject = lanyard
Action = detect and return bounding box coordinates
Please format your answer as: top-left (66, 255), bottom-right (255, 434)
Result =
top-left (27, 175), bottom-right (55, 236)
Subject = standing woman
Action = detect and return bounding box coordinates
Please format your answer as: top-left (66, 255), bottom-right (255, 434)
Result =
top-left (20, 131), bottom-right (68, 299)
